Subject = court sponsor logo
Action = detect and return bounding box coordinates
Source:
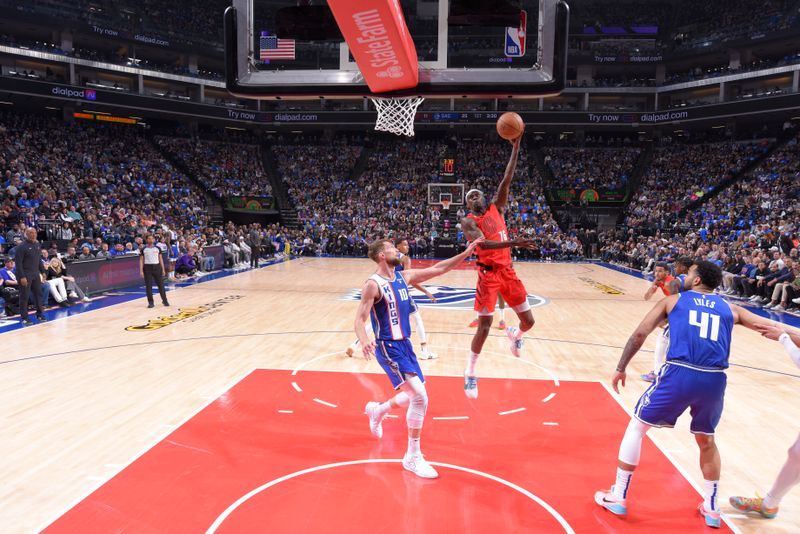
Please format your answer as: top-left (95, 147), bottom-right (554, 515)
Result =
top-left (125, 295), bottom-right (244, 331)
top-left (578, 277), bottom-right (625, 295)
top-left (341, 285), bottom-right (548, 311)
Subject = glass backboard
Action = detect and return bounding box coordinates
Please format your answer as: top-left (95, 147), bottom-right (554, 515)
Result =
top-left (224, 0), bottom-right (569, 99)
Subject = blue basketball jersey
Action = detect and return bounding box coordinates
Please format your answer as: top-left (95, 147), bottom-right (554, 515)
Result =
top-left (666, 291), bottom-right (733, 369)
top-left (395, 252), bottom-right (405, 272)
top-left (676, 274), bottom-right (688, 292)
top-left (369, 272), bottom-right (413, 340)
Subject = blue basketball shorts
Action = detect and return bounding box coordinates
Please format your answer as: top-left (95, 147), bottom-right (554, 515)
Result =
top-left (634, 362), bottom-right (727, 435)
top-left (375, 338), bottom-right (424, 389)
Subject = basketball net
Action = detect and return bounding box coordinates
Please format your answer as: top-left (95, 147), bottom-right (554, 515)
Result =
top-left (441, 199), bottom-right (451, 211)
top-left (370, 96), bottom-right (425, 137)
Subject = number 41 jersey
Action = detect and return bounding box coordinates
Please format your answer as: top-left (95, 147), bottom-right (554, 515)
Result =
top-left (370, 273), bottom-right (413, 341)
top-left (667, 291), bottom-right (734, 369)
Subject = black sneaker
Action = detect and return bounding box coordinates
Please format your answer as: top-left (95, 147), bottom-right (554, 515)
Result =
top-left (36, 316), bottom-right (48, 322)
top-left (22, 319), bottom-right (32, 325)
top-left (163, 301), bottom-right (170, 306)
top-left (147, 303), bottom-right (155, 308)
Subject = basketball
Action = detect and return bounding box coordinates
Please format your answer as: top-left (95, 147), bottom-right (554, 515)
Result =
top-left (496, 112), bottom-right (525, 140)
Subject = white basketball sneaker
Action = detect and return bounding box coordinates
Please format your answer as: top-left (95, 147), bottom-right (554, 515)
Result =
top-left (506, 326), bottom-right (524, 357)
top-left (402, 453), bottom-right (439, 479)
top-left (365, 401), bottom-right (385, 439)
top-left (464, 370), bottom-right (478, 399)
top-left (419, 347), bottom-right (438, 360)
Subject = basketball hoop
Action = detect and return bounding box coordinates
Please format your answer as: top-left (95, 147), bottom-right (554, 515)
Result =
top-left (441, 199), bottom-right (451, 211)
top-left (370, 96), bottom-right (425, 137)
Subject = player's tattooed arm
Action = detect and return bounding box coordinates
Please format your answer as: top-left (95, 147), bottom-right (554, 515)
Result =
top-left (492, 135), bottom-right (522, 211)
top-left (460, 217), bottom-right (536, 250)
top-left (612, 296), bottom-right (673, 393)
top-left (668, 278), bottom-right (682, 295)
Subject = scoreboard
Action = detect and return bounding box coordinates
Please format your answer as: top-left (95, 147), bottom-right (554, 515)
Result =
top-left (441, 157), bottom-right (455, 177)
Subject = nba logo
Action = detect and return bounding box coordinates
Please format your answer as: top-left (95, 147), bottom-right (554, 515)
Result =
top-left (505, 11), bottom-right (527, 58)
top-left (84, 89), bottom-right (97, 101)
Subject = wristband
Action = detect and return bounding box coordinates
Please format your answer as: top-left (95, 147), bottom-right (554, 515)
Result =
top-left (615, 367), bottom-right (625, 373)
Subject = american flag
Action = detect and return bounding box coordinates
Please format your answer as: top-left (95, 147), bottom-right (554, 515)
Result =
top-left (259, 33), bottom-right (295, 61)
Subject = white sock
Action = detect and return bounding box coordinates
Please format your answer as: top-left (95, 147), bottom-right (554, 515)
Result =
top-left (412, 311), bottom-right (427, 345)
top-left (704, 480), bottom-right (720, 512)
top-left (408, 437), bottom-right (421, 456)
top-left (499, 307), bottom-right (506, 322)
top-left (511, 326), bottom-right (523, 340)
top-left (654, 331), bottom-right (668, 372)
top-left (466, 351), bottom-right (479, 376)
top-left (349, 339), bottom-right (360, 350)
top-left (376, 400), bottom-right (393, 416)
top-left (612, 468), bottom-right (633, 500)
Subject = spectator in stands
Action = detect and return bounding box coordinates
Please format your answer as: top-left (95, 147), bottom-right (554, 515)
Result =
top-left (78, 245), bottom-right (94, 260)
top-left (48, 257), bottom-right (91, 303)
top-left (238, 235), bottom-right (251, 265)
top-left (0, 259), bottom-right (21, 315)
top-left (175, 247), bottom-right (198, 278)
top-left (95, 243), bottom-right (111, 259)
top-left (43, 257), bottom-right (72, 307)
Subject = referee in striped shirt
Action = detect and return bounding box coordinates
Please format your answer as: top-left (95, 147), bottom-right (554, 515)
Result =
top-left (140, 234), bottom-right (170, 309)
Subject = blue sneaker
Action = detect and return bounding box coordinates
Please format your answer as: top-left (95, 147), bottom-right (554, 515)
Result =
top-left (698, 503), bottom-right (721, 528)
top-left (464, 371), bottom-right (478, 399)
top-left (594, 487), bottom-right (627, 516)
top-left (641, 371), bottom-right (657, 382)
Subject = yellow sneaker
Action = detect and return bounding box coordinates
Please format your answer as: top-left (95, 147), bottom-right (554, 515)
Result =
top-left (729, 495), bottom-right (778, 519)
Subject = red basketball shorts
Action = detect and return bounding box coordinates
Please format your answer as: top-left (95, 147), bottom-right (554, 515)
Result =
top-left (473, 265), bottom-right (529, 314)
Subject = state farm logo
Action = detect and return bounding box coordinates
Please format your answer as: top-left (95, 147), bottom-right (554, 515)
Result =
top-left (351, 9), bottom-right (404, 77)
top-left (376, 65), bottom-right (403, 79)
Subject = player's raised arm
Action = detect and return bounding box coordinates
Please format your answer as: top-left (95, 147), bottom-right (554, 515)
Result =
top-left (644, 283), bottom-right (659, 301)
top-left (460, 216), bottom-right (537, 251)
top-left (729, 303), bottom-right (779, 332)
top-left (404, 237), bottom-right (484, 285)
top-left (612, 295), bottom-right (676, 392)
top-left (755, 322), bottom-right (800, 368)
top-left (492, 135), bottom-right (522, 211)
top-left (354, 280), bottom-right (379, 360)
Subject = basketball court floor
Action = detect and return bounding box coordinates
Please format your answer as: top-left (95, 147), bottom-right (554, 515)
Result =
top-left (2, 258), bottom-right (798, 533)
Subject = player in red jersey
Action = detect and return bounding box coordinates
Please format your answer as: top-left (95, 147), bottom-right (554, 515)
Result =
top-left (460, 134), bottom-right (537, 399)
top-left (644, 262), bottom-right (675, 300)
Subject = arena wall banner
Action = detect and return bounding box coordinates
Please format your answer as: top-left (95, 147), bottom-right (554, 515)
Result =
top-left (88, 24), bottom-right (171, 48)
top-left (3, 77), bottom-right (800, 127)
top-left (225, 196), bottom-right (276, 212)
top-left (203, 245), bottom-right (225, 272)
top-left (67, 253), bottom-right (168, 295)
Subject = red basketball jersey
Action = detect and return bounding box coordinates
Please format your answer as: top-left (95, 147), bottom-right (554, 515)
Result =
top-left (655, 275), bottom-right (675, 296)
top-left (468, 203), bottom-right (511, 268)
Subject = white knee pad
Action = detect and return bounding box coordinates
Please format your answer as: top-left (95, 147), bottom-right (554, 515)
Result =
top-left (403, 375), bottom-right (428, 430)
top-left (393, 391), bottom-right (410, 408)
top-left (619, 418), bottom-right (651, 466)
